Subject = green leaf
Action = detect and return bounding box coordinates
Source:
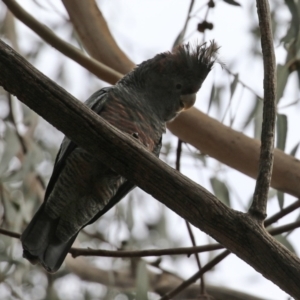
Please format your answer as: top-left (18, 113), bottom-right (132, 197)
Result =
top-left (276, 64), bottom-right (290, 103)
top-left (214, 86), bottom-right (223, 111)
top-left (2, 188), bottom-right (17, 226)
top-left (210, 177), bottom-right (231, 207)
top-left (0, 124), bottom-right (20, 176)
top-left (243, 96), bottom-right (261, 130)
top-left (126, 194), bottom-right (134, 231)
top-left (230, 74), bottom-right (239, 100)
top-left (277, 191), bottom-right (285, 210)
top-left (193, 152), bottom-right (207, 167)
top-left (223, 0), bottom-right (241, 6)
top-left (281, 0), bottom-right (299, 43)
top-left (276, 114), bottom-right (288, 151)
top-left (290, 142), bottom-right (300, 156)
top-left (254, 100), bottom-right (263, 139)
top-left (135, 261), bottom-right (149, 300)
top-left (274, 234), bottom-right (296, 254)
top-left (268, 188), bottom-right (277, 200)
top-left (207, 84), bottom-right (215, 114)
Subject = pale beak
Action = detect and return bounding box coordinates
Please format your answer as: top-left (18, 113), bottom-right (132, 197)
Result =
top-left (180, 93), bottom-right (197, 111)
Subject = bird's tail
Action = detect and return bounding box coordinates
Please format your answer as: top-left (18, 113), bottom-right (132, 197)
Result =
top-left (21, 204), bottom-right (76, 273)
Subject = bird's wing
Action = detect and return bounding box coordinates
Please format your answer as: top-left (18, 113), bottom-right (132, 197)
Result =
top-left (44, 87), bottom-right (112, 201)
top-left (45, 85), bottom-right (137, 220)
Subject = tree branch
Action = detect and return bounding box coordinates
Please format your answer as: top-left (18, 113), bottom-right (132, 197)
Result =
top-left (176, 138), bottom-right (205, 294)
top-left (249, 0), bottom-right (277, 220)
top-left (61, 0), bottom-right (135, 74)
top-left (65, 254), bottom-right (266, 300)
top-left (167, 110), bottom-right (300, 199)
top-left (2, 214), bottom-right (299, 257)
top-left (69, 244), bottom-right (223, 258)
top-left (265, 199), bottom-right (300, 227)
top-left (160, 250), bottom-right (231, 300)
top-left (0, 40), bottom-right (300, 298)
top-left (2, 0), bottom-right (122, 84)
top-left (0, 227), bottom-right (223, 257)
top-left (160, 218), bottom-right (300, 299)
top-left (0, 227), bottom-right (265, 299)
top-left (1, 222), bottom-right (297, 300)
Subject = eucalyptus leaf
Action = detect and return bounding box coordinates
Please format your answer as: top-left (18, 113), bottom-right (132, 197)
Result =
top-left (2, 187), bottom-right (17, 225)
top-left (230, 74), bottom-right (239, 100)
top-left (243, 96), bottom-right (261, 130)
top-left (223, 0), bottom-right (241, 6)
top-left (135, 261), bottom-right (149, 300)
top-left (276, 64), bottom-right (289, 103)
top-left (254, 100), bottom-right (263, 139)
top-left (0, 124), bottom-right (20, 176)
top-left (290, 142), bottom-right (300, 156)
top-left (277, 191), bottom-right (285, 210)
top-left (126, 194), bottom-right (134, 231)
top-left (274, 234), bottom-right (296, 254)
top-left (281, 0), bottom-right (299, 44)
top-left (268, 188), bottom-right (277, 200)
top-left (210, 177), bottom-right (231, 207)
top-left (276, 114), bottom-right (288, 151)
top-left (207, 84), bottom-right (215, 114)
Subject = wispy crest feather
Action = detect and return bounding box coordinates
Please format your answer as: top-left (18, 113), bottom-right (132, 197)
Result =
top-left (118, 41), bottom-right (218, 88)
top-left (173, 40), bottom-right (218, 70)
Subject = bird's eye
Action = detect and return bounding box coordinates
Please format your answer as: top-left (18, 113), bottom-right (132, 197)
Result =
top-left (176, 83), bottom-right (182, 90)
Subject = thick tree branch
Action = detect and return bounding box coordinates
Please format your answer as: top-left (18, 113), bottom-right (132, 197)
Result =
top-left (2, 0), bottom-right (122, 84)
top-left (0, 40), bottom-right (300, 298)
top-left (168, 110), bottom-right (300, 198)
top-left (249, 0), bottom-right (277, 220)
top-left (62, 0), bottom-right (135, 74)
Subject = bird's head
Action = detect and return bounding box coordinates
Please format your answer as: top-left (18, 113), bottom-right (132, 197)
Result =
top-left (118, 41), bottom-right (218, 122)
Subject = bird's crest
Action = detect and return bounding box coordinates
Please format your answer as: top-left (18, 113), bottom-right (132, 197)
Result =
top-left (154, 41), bottom-right (218, 77)
top-left (118, 41), bottom-right (218, 89)
top-left (173, 41), bottom-right (218, 69)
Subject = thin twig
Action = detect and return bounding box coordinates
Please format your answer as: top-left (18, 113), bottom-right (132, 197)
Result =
top-left (0, 228), bottom-right (224, 257)
top-left (175, 139), bottom-right (183, 172)
top-left (160, 217), bottom-right (300, 299)
top-left (0, 228), bottom-right (20, 239)
top-left (172, 0), bottom-right (195, 49)
top-left (224, 67), bottom-right (263, 100)
top-left (3, 216), bottom-right (300, 258)
top-left (176, 138), bottom-right (205, 294)
top-left (70, 244), bottom-right (223, 258)
top-left (265, 199), bottom-right (300, 227)
top-left (249, 0), bottom-right (277, 221)
top-left (2, 0), bottom-right (122, 84)
top-left (159, 217), bottom-right (300, 299)
top-left (268, 220), bottom-right (300, 236)
top-left (201, 5), bottom-right (211, 43)
top-left (160, 250), bottom-right (231, 300)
